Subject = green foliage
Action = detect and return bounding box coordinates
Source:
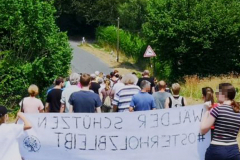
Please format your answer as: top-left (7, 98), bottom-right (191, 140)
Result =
top-left (55, 0), bottom-right (127, 25)
top-left (143, 0), bottom-right (240, 81)
top-left (0, 0), bottom-right (72, 109)
top-left (118, 0), bottom-right (147, 32)
top-left (96, 26), bottom-right (147, 62)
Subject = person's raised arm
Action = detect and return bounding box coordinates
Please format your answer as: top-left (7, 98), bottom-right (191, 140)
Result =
top-left (17, 112), bottom-right (32, 130)
top-left (200, 105), bottom-right (216, 135)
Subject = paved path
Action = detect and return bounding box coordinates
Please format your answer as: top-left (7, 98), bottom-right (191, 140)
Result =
top-left (70, 41), bottom-right (112, 74)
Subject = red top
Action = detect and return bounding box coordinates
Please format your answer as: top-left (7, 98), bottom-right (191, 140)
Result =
top-left (211, 103), bottom-right (219, 130)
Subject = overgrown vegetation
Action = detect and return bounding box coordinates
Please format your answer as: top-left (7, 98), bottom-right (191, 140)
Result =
top-left (143, 0), bottom-right (240, 81)
top-left (96, 26), bottom-right (147, 62)
top-left (0, 0), bottom-right (72, 110)
top-left (181, 75), bottom-right (240, 102)
top-left (90, 0), bottom-right (240, 82)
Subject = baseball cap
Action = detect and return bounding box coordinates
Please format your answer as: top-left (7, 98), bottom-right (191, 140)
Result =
top-left (0, 106), bottom-right (8, 117)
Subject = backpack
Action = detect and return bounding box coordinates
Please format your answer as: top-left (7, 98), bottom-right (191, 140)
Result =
top-left (169, 96), bottom-right (184, 108)
top-left (102, 89), bottom-right (112, 109)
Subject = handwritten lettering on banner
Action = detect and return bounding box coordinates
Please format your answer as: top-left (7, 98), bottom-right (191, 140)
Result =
top-left (19, 105), bottom-right (210, 160)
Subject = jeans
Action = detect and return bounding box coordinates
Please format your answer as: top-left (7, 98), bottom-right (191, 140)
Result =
top-left (205, 144), bottom-right (240, 160)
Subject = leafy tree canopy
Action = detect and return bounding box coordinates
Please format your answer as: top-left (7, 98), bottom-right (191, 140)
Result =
top-left (0, 0), bottom-right (72, 109)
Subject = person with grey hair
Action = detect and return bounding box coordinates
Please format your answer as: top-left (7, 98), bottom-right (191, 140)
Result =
top-left (60, 73), bottom-right (81, 113)
top-left (112, 73), bottom-right (140, 112)
top-left (129, 80), bottom-right (156, 112)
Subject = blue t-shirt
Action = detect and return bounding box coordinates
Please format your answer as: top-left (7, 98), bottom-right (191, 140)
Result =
top-left (130, 92), bottom-right (156, 111)
top-left (69, 91), bottom-right (101, 113)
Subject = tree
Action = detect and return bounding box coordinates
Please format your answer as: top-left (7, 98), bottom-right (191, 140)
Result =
top-left (143, 0), bottom-right (240, 81)
top-left (118, 0), bottom-right (147, 32)
top-left (0, 0), bottom-right (72, 108)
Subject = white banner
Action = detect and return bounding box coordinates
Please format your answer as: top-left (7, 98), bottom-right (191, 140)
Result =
top-left (18, 105), bottom-right (210, 160)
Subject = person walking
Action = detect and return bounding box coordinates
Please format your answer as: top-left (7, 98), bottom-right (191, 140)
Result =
top-left (89, 74), bottom-right (101, 95)
top-left (69, 73), bottom-right (101, 113)
top-left (45, 77), bottom-right (64, 112)
top-left (129, 80), bottom-right (156, 112)
top-left (202, 87), bottom-right (219, 140)
top-left (101, 79), bottom-right (114, 112)
top-left (137, 70), bottom-right (155, 94)
top-left (112, 73), bottom-right (140, 112)
top-left (112, 75), bottom-right (124, 93)
top-left (19, 84), bottom-right (44, 113)
top-left (60, 73), bottom-right (81, 113)
top-left (201, 83), bottom-right (240, 160)
top-left (153, 81), bottom-right (171, 109)
top-left (165, 83), bottom-right (187, 108)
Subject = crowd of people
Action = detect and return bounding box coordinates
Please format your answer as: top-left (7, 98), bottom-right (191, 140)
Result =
top-left (17, 70), bottom-right (189, 114)
top-left (0, 69), bottom-right (240, 160)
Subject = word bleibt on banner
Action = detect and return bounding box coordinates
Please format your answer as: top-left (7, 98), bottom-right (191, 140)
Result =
top-left (18, 105), bottom-right (210, 160)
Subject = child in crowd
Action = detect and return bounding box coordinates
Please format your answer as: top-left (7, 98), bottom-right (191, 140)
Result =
top-left (0, 106), bottom-right (32, 160)
top-left (165, 83), bottom-right (187, 108)
top-left (202, 87), bottom-right (219, 140)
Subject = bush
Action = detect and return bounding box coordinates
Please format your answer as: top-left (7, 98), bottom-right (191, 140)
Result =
top-left (0, 0), bottom-right (72, 110)
top-left (96, 26), bottom-right (147, 62)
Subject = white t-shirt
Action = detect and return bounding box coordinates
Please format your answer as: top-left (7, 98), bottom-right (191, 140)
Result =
top-left (61, 85), bottom-right (81, 113)
top-left (112, 82), bottom-right (125, 93)
top-left (0, 123), bottom-right (24, 160)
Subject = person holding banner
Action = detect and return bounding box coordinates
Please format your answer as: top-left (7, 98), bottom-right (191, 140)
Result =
top-left (129, 80), bottom-right (156, 111)
top-left (0, 106), bottom-right (32, 160)
top-left (201, 83), bottom-right (240, 160)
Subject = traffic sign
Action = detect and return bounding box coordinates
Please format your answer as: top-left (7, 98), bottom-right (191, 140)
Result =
top-left (143, 45), bottom-right (156, 57)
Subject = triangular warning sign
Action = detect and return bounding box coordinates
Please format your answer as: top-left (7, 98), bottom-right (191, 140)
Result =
top-left (144, 45), bottom-right (156, 57)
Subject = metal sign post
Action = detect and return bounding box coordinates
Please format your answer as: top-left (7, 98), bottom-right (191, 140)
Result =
top-left (144, 45), bottom-right (157, 76)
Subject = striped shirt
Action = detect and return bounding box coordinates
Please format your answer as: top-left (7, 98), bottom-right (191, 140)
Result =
top-left (112, 85), bottom-right (141, 112)
top-left (210, 105), bottom-right (240, 144)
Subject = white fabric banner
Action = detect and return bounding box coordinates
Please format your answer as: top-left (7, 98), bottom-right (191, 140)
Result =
top-left (18, 104), bottom-right (210, 160)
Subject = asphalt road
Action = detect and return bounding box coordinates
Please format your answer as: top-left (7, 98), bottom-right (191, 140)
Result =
top-left (70, 41), bottom-right (112, 74)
